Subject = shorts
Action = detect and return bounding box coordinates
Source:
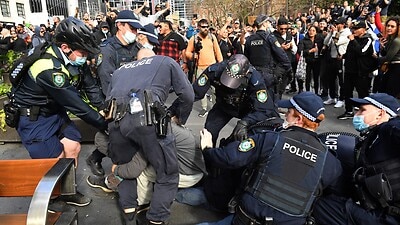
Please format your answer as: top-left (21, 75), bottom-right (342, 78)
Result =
top-left (17, 113), bottom-right (82, 158)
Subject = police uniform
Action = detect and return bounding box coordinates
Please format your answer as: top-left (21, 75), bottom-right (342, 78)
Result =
top-left (97, 36), bottom-right (141, 95)
top-left (313, 94), bottom-right (400, 225)
top-left (14, 44), bottom-right (107, 158)
top-left (107, 55), bottom-right (194, 222)
top-left (201, 92), bottom-right (342, 225)
top-left (97, 10), bottom-right (143, 96)
top-left (192, 54), bottom-right (279, 145)
top-left (244, 30), bottom-right (291, 90)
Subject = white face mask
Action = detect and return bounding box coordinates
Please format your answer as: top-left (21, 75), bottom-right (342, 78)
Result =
top-left (282, 119), bottom-right (295, 129)
top-left (122, 30), bottom-right (137, 44)
top-left (102, 30), bottom-right (109, 34)
top-left (142, 42), bottom-right (154, 49)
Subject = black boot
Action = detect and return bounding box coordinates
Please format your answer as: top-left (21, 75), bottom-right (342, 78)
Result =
top-left (86, 149), bottom-right (105, 176)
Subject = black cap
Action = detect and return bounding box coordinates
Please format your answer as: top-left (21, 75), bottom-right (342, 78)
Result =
top-left (335, 17), bottom-right (347, 25)
top-left (220, 54), bottom-right (250, 89)
top-left (100, 21), bottom-right (109, 28)
top-left (277, 17), bottom-right (289, 25)
top-left (352, 20), bottom-right (367, 29)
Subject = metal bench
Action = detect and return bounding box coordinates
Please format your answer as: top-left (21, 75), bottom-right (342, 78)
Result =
top-left (0, 158), bottom-right (77, 225)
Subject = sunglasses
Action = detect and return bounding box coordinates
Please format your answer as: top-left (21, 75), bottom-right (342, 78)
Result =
top-left (279, 28), bottom-right (288, 30)
top-left (200, 25), bottom-right (209, 29)
top-left (96, 18), bottom-right (101, 20)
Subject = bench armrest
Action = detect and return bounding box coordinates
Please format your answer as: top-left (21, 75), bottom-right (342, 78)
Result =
top-left (27, 158), bottom-right (76, 225)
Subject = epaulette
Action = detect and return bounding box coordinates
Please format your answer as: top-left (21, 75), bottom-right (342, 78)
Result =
top-left (100, 39), bottom-right (110, 47)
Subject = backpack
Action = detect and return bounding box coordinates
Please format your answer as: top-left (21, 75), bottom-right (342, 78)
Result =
top-left (9, 41), bottom-right (52, 87)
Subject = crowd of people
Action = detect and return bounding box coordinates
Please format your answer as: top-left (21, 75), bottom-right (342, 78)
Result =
top-left (2, 0), bottom-right (400, 224)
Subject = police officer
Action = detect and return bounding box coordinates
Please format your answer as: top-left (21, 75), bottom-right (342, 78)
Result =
top-left (313, 93), bottom-right (400, 225)
top-left (86, 10), bottom-right (143, 176)
top-left (191, 54), bottom-right (279, 146)
top-left (198, 91), bottom-right (342, 225)
top-left (107, 49), bottom-right (194, 225)
top-left (244, 14), bottom-right (291, 102)
top-left (12, 17), bottom-right (107, 206)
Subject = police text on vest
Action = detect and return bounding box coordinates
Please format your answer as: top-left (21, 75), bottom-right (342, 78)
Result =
top-left (283, 142), bottom-right (317, 162)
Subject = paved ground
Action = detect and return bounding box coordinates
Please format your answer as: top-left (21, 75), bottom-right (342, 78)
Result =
top-left (0, 93), bottom-right (356, 225)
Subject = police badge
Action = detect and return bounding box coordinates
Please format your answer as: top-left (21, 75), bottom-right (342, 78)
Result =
top-left (238, 138), bottom-right (255, 152)
top-left (197, 74), bottom-right (208, 86)
top-left (256, 90), bottom-right (268, 103)
top-left (52, 72), bottom-right (65, 87)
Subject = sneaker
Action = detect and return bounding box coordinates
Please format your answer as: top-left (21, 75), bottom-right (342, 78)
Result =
top-left (334, 100), bottom-right (344, 108)
top-left (87, 175), bottom-right (113, 193)
top-left (105, 174), bottom-right (122, 192)
top-left (57, 191), bottom-right (91, 207)
top-left (337, 112), bottom-right (354, 120)
top-left (198, 109), bottom-right (208, 118)
top-left (137, 203), bottom-right (150, 214)
top-left (86, 153), bottom-right (105, 176)
top-left (48, 199), bottom-right (77, 213)
top-left (323, 98), bottom-right (337, 105)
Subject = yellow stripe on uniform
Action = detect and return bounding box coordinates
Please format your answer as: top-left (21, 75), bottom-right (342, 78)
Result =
top-left (28, 47), bottom-right (69, 81)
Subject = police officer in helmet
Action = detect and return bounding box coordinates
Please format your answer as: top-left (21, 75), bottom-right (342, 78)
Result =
top-left (12, 16), bottom-right (107, 207)
top-left (191, 54), bottom-right (279, 146)
top-left (198, 91), bottom-right (342, 225)
top-left (313, 93), bottom-right (400, 225)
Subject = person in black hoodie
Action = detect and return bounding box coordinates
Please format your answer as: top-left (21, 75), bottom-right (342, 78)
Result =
top-left (337, 20), bottom-right (376, 120)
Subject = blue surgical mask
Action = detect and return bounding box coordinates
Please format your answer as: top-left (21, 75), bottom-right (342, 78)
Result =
top-left (122, 30), bottom-right (137, 44)
top-left (70, 56), bottom-right (87, 66)
top-left (352, 115), bottom-right (369, 132)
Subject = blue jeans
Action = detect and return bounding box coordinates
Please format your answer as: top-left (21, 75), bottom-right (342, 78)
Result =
top-left (197, 215), bottom-right (234, 225)
top-left (175, 187), bottom-right (208, 206)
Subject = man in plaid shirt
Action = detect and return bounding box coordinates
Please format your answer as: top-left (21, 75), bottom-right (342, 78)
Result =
top-left (157, 20), bottom-right (188, 72)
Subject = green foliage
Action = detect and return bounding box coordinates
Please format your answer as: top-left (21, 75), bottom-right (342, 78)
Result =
top-left (0, 109), bottom-right (5, 132)
top-left (0, 83), bottom-right (11, 96)
top-left (0, 50), bottom-right (23, 83)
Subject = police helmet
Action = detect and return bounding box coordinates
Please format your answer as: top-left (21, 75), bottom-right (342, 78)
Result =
top-left (54, 17), bottom-right (100, 55)
top-left (220, 54), bottom-right (250, 89)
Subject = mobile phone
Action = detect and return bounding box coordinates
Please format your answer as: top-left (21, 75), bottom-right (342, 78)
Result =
top-left (285, 40), bottom-right (291, 44)
top-left (377, 33), bottom-right (383, 38)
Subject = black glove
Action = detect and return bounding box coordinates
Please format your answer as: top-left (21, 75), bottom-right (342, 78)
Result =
top-left (232, 120), bottom-right (248, 141)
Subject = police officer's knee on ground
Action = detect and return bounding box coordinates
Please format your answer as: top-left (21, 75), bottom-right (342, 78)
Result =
top-left (198, 91), bottom-right (342, 225)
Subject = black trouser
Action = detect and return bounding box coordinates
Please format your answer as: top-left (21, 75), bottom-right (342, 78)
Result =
top-left (109, 114), bottom-right (179, 222)
top-left (325, 57), bottom-right (342, 99)
top-left (343, 71), bottom-right (371, 112)
top-left (305, 60), bottom-right (321, 94)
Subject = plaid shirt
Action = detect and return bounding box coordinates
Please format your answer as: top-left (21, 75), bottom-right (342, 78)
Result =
top-left (157, 32), bottom-right (187, 63)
